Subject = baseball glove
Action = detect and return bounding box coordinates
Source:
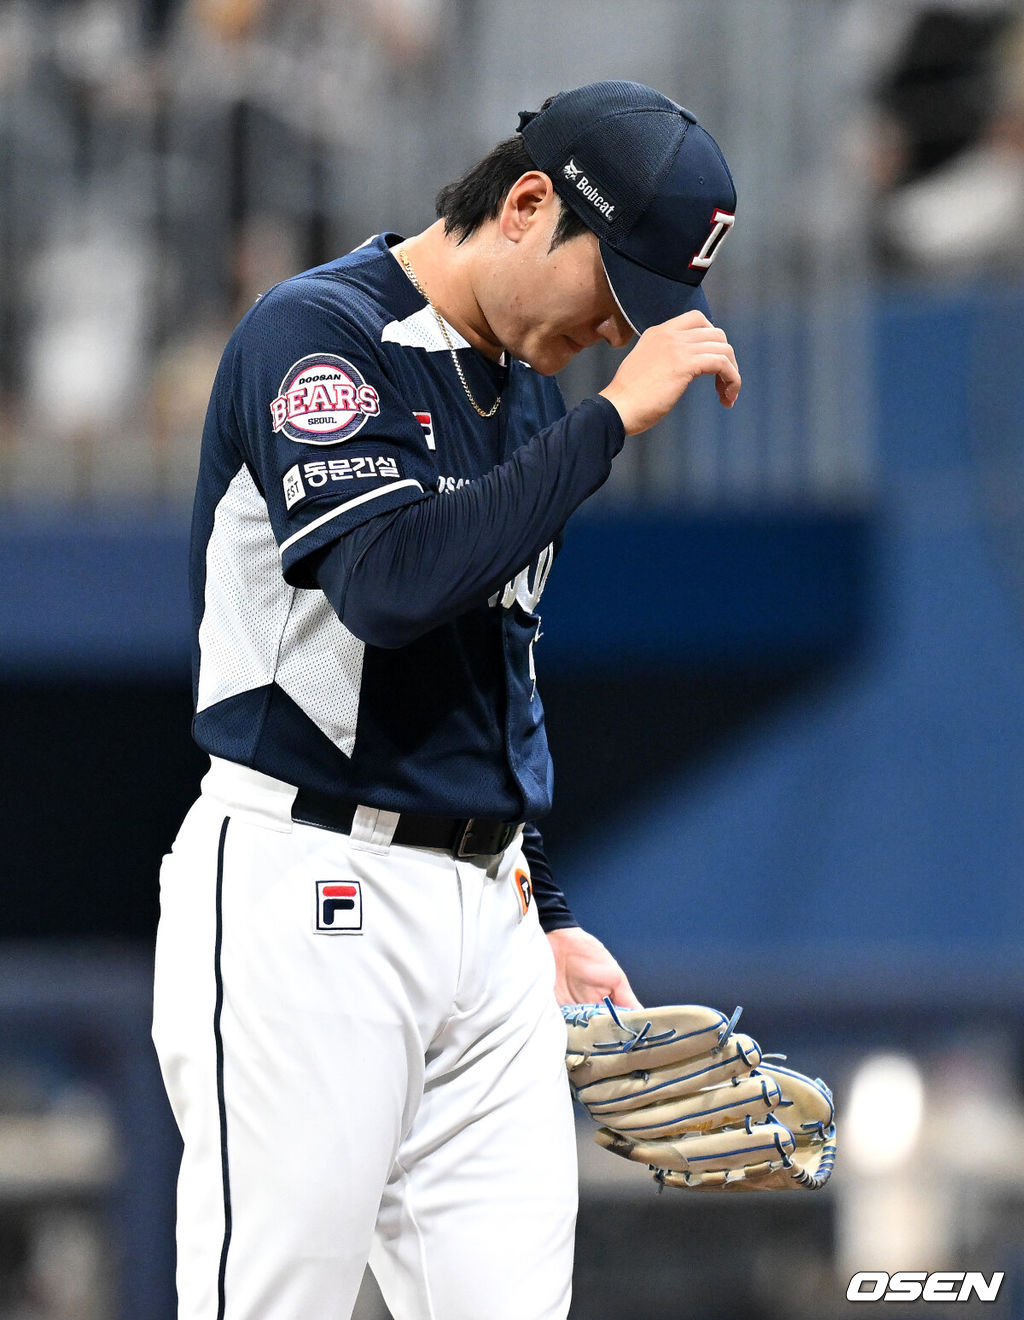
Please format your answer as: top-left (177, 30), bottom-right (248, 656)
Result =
top-left (563, 1000), bottom-right (836, 1190)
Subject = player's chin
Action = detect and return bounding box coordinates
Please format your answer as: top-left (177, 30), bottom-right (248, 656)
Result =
top-left (524, 336), bottom-right (581, 376)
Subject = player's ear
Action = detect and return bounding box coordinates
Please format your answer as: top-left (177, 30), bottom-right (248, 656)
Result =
top-left (498, 171), bottom-right (556, 244)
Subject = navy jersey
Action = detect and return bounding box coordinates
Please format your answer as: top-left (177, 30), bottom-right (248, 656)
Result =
top-left (191, 232), bottom-right (622, 826)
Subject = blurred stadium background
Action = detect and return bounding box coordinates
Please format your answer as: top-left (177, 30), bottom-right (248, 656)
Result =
top-left (3, 0), bottom-right (1024, 1315)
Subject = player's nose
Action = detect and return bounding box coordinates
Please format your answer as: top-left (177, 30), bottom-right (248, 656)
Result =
top-left (596, 307), bottom-right (634, 349)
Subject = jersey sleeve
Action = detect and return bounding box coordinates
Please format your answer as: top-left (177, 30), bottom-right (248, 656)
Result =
top-left (313, 395), bottom-right (626, 648)
top-left (522, 822), bottom-right (578, 932)
top-left (227, 276), bottom-right (436, 583)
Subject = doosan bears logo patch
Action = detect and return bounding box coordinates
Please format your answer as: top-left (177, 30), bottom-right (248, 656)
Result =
top-left (270, 353), bottom-right (381, 445)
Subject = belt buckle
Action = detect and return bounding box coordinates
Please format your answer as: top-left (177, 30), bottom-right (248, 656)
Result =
top-left (455, 819), bottom-right (516, 858)
top-left (455, 819), bottom-right (484, 858)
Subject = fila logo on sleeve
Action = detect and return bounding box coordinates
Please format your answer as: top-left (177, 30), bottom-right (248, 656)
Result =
top-left (413, 411), bottom-right (435, 450)
top-left (315, 881), bottom-right (363, 934)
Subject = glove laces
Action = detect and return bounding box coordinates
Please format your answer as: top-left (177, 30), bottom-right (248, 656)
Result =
top-left (562, 998), bottom-right (744, 1053)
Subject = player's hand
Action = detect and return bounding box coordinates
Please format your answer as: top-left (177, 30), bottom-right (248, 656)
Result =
top-left (599, 310), bottom-right (741, 435)
top-left (547, 927), bottom-right (642, 1008)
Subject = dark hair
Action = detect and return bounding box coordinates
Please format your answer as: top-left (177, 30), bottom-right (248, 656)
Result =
top-left (435, 132), bottom-right (590, 250)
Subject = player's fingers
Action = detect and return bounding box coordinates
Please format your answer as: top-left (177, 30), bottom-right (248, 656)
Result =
top-left (680, 329), bottom-right (733, 358)
top-left (607, 970), bottom-right (642, 1010)
top-left (716, 360), bottom-right (741, 408)
top-left (659, 308), bottom-right (715, 332)
top-left (681, 350), bottom-right (740, 406)
top-left (688, 351), bottom-right (739, 386)
top-left (571, 972), bottom-right (640, 1009)
top-left (681, 323), bottom-right (728, 344)
top-left (676, 330), bottom-right (737, 374)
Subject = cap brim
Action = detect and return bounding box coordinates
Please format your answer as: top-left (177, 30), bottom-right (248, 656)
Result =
top-left (601, 241), bottom-right (711, 334)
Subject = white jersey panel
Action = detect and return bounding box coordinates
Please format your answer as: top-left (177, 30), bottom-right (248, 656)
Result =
top-left (276, 590), bottom-right (365, 758)
top-left (197, 462), bottom-right (367, 758)
top-left (381, 305), bottom-right (470, 353)
top-left (196, 464), bottom-right (291, 715)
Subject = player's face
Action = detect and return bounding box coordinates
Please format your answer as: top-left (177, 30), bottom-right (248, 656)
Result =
top-left (492, 220), bottom-right (635, 375)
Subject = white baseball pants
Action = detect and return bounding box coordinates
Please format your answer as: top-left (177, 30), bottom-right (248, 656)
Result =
top-left (152, 759), bottom-right (577, 1320)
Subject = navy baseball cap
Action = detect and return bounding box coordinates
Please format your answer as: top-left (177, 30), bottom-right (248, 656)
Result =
top-left (518, 81), bottom-right (736, 332)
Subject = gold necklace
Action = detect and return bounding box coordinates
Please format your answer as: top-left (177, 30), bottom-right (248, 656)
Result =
top-left (398, 248), bottom-right (501, 419)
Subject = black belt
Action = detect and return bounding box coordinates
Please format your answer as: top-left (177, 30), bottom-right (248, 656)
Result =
top-left (292, 788), bottom-right (520, 858)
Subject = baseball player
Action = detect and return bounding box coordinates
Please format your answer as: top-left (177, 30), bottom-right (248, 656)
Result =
top-left (152, 80), bottom-right (739, 1320)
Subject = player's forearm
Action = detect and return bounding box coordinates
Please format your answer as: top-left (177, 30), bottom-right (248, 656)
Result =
top-left (315, 395), bottom-right (625, 648)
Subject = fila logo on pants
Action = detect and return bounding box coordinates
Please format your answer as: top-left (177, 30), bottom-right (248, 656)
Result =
top-left (315, 881), bottom-right (363, 934)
